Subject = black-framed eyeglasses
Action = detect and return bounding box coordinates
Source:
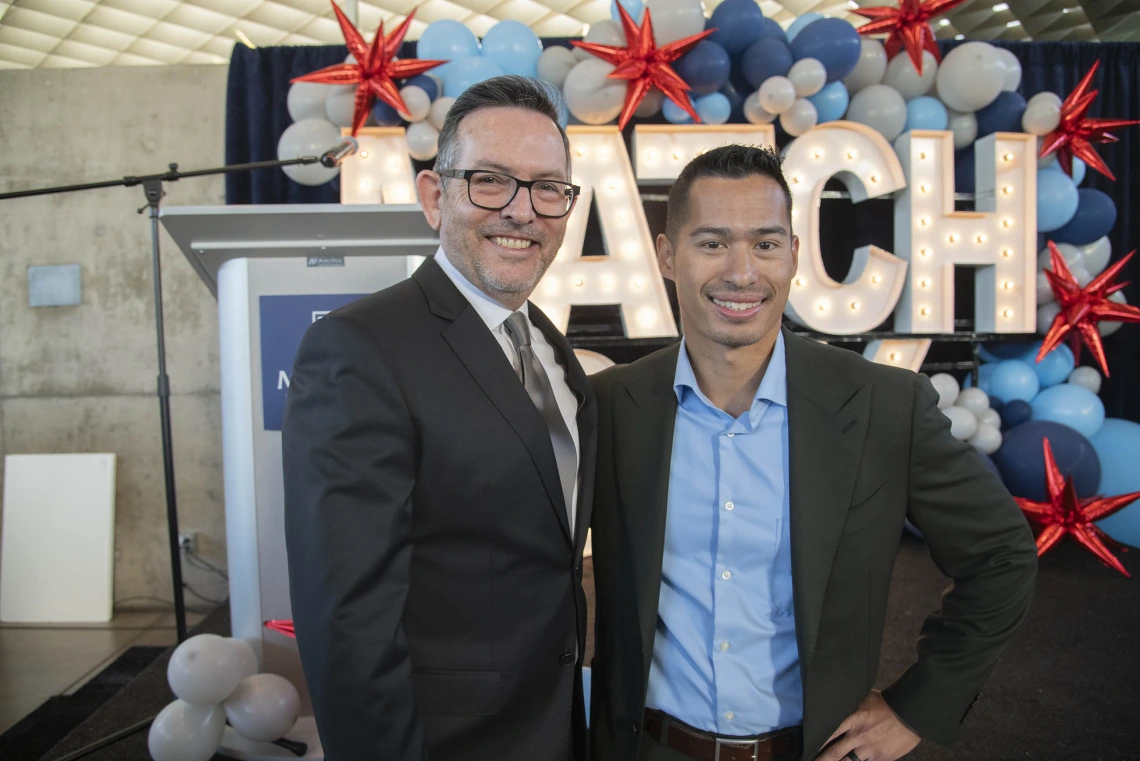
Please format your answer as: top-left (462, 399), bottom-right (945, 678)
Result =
top-left (438, 169), bottom-right (580, 218)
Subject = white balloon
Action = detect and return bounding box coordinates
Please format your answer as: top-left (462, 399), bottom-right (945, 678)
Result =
top-left (1068, 366), bottom-right (1102, 394)
top-left (537, 45), bottom-right (578, 87)
top-left (980, 408), bottom-right (1002, 429)
top-left (1070, 263), bottom-right (1093, 287)
top-left (780, 98), bottom-right (818, 136)
top-left (226, 638), bottom-right (259, 682)
top-left (148, 700), bottom-right (225, 761)
top-left (969, 422), bottom-right (1003, 455)
top-left (943, 406), bottom-right (979, 441)
top-left (428, 96), bottom-right (455, 130)
top-left (935, 41), bottom-right (1003, 113)
top-left (564, 58), bottom-right (627, 125)
top-left (1036, 242), bottom-right (1082, 271)
top-left (1037, 301), bottom-right (1061, 334)
top-left (646, 0), bottom-right (706, 46)
top-left (277, 118), bottom-right (342, 186)
top-left (398, 86), bottom-right (432, 122)
top-left (946, 109), bottom-right (978, 150)
top-left (743, 91), bottom-right (777, 124)
top-left (882, 50), bottom-right (938, 101)
top-left (406, 120), bottom-right (440, 161)
top-left (167, 633), bottom-right (243, 707)
top-left (635, 88), bottom-right (666, 118)
top-left (929, 373), bottom-right (960, 409)
top-left (325, 85), bottom-right (357, 128)
top-left (845, 84), bottom-right (907, 140)
top-left (1099, 291), bottom-right (1128, 337)
top-left (843, 38), bottom-right (888, 94)
top-left (1022, 98), bottom-right (1061, 136)
top-left (286, 81), bottom-right (329, 122)
top-left (1037, 271), bottom-right (1055, 305)
top-left (993, 47), bottom-right (1022, 91)
top-left (957, 387), bottom-right (991, 418)
top-left (224, 673), bottom-right (301, 743)
top-left (575, 20), bottom-right (626, 60)
top-left (1078, 236), bottom-right (1112, 276)
top-left (758, 76), bottom-right (797, 115)
top-left (788, 58), bottom-right (827, 97)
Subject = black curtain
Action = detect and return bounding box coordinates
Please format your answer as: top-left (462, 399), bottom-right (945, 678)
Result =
top-left (224, 40), bottom-right (1139, 421)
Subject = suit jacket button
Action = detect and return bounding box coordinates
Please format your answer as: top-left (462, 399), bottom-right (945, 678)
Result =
top-left (632, 723), bottom-right (639, 734)
top-left (559, 652), bottom-right (574, 666)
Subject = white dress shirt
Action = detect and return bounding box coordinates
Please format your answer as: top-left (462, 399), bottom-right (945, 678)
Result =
top-left (434, 248), bottom-right (582, 530)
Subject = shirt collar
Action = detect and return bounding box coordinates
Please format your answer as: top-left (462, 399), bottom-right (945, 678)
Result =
top-left (673, 330), bottom-right (788, 413)
top-left (433, 247), bottom-right (528, 331)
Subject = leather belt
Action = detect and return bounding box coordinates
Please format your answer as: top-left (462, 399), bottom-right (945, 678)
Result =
top-left (643, 708), bottom-right (802, 761)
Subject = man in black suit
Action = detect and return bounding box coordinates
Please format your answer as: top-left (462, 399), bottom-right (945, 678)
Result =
top-left (283, 75), bottom-right (595, 761)
top-left (589, 145), bottom-right (1038, 761)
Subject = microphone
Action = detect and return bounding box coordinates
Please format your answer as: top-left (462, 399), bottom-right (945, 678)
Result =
top-left (319, 138), bottom-right (359, 168)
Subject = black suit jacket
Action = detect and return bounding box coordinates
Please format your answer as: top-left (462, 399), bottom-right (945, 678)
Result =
top-left (282, 257), bottom-right (596, 761)
top-left (588, 329), bottom-right (1037, 760)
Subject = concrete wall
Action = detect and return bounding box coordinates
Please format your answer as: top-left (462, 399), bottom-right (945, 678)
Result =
top-left (0, 64), bottom-right (231, 610)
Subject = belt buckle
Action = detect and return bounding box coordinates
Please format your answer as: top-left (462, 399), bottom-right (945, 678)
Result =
top-left (714, 736), bottom-right (760, 761)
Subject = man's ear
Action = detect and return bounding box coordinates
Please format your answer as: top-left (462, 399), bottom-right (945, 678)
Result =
top-left (417, 170), bottom-right (443, 230)
top-left (790, 233), bottom-right (800, 274)
top-left (656, 233), bottom-right (676, 282)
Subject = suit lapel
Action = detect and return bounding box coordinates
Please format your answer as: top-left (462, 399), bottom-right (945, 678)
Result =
top-left (784, 329), bottom-right (871, 685)
top-left (415, 258), bottom-right (573, 544)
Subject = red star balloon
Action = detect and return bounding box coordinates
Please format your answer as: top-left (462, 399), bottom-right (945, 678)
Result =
top-left (852, 0), bottom-right (968, 76)
top-left (265, 620), bottom-right (296, 638)
top-left (1039, 61), bottom-right (1140, 181)
top-left (291, 4), bottom-right (444, 137)
top-left (571, 5), bottom-right (715, 130)
top-left (1014, 438), bottom-right (1138, 577)
top-left (1038, 241), bottom-right (1140, 376)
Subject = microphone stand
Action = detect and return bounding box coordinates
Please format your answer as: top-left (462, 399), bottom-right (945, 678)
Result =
top-left (0, 153), bottom-right (334, 643)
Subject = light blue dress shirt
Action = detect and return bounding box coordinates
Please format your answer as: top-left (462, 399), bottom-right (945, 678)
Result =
top-left (645, 332), bottom-right (803, 735)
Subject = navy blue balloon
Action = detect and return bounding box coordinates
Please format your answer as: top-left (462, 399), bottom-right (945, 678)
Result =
top-left (741, 39), bottom-right (792, 89)
top-left (372, 99), bottom-right (402, 127)
top-left (719, 77), bottom-right (747, 123)
top-left (708, 0), bottom-right (766, 56)
top-left (788, 18), bottom-right (861, 82)
top-left (675, 40), bottom-right (732, 95)
top-left (1052, 188), bottom-right (1117, 246)
top-left (975, 91), bottom-right (1026, 138)
top-left (992, 420), bottom-right (1102, 501)
top-left (403, 74), bottom-right (438, 102)
top-left (1000, 399), bottom-right (1033, 430)
top-left (989, 397), bottom-right (1005, 415)
top-left (981, 341), bottom-right (1036, 361)
top-left (978, 453), bottom-right (1001, 478)
top-left (757, 17), bottom-right (788, 45)
top-left (954, 148), bottom-right (975, 194)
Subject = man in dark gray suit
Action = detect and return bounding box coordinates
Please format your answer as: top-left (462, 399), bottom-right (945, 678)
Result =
top-left (589, 144), bottom-right (1038, 761)
top-left (283, 76), bottom-right (594, 761)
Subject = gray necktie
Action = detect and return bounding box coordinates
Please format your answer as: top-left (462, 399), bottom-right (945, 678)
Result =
top-left (504, 311), bottom-right (577, 531)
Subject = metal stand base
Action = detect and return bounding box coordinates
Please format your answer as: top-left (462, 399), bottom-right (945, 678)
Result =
top-left (220, 717), bottom-right (323, 760)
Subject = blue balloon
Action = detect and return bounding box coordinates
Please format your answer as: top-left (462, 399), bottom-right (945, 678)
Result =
top-left (1041, 154), bottom-right (1086, 186)
top-left (719, 77), bottom-right (747, 123)
top-left (1001, 399), bottom-right (1033, 429)
top-left (1031, 383), bottom-right (1105, 439)
top-left (954, 148), bottom-right (976, 194)
top-left (1022, 342), bottom-right (1074, 387)
top-left (980, 341), bottom-right (1036, 362)
top-left (708, 0), bottom-right (767, 56)
top-left (663, 98), bottom-right (693, 124)
top-left (480, 20), bottom-right (541, 77)
top-left (695, 92), bottom-right (732, 124)
top-left (611, 0), bottom-right (644, 23)
top-left (443, 57), bottom-right (504, 98)
top-left (989, 359), bottom-right (1040, 404)
top-left (403, 74), bottom-right (438, 102)
top-left (785, 13), bottom-right (822, 42)
top-left (989, 397), bottom-right (1005, 415)
top-left (963, 362), bottom-right (996, 394)
top-left (808, 81), bottom-right (849, 122)
top-left (1052, 188), bottom-right (1117, 246)
top-left (975, 91), bottom-right (1027, 137)
top-left (1035, 168), bottom-right (1079, 233)
top-left (1090, 418), bottom-right (1140, 547)
top-left (905, 96), bottom-right (948, 132)
top-left (741, 39), bottom-right (792, 89)
top-left (992, 420), bottom-right (1102, 501)
top-left (755, 17), bottom-right (788, 46)
top-left (675, 41), bottom-right (732, 96)
top-left (371, 99), bottom-right (403, 127)
top-left (789, 18), bottom-right (862, 82)
top-left (416, 19), bottom-right (480, 61)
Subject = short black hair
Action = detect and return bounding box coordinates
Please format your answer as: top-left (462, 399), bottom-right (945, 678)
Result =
top-left (664, 144), bottom-right (793, 242)
top-left (434, 74), bottom-right (571, 178)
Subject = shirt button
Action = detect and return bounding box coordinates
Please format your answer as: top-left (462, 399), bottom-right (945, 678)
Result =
top-left (720, 641), bottom-right (730, 651)
top-left (721, 570), bottom-right (732, 580)
top-left (726, 433), bottom-right (735, 438)
top-left (725, 501), bottom-right (734, 511)
top-left (725, 711), bottom-right (735, 721)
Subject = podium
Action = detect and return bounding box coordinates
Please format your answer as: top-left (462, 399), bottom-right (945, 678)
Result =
top-left (161, 203), bottom-right (439, 759)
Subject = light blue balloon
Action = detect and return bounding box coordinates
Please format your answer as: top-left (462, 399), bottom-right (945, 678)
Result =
top-left (444, 56), bottom-right (504, 98)
top-left (1042, 154), bottom-right (1087, 186)
top-left (1030, 383), bottom-right (1105, 438)
top-left (416, 19), bottom-right (480, 61)
top-left (662, 98), bottom-right (694, 124)
top-left (1021, 342), bottom-right (1075, 388)
top-left (962, 362), bottom-right (996, 394)
top-left (1036, 167), bottom-right (1079, 233)
top-left (989, 359), bottom-right (1040, 404)
top-left (1090, 418), bottom-right (1140, 547)
top-left (480, 20), bottom-right (542, 77)
top-left (808, 81), bottom-right (849, 122)
top-left (611, 0), bottom-right (645, 23)
top-left (786, 13), bottom-right (823, 42)
top-left (695, 92), bottom-right (731, 124)
top-left (904, 96), bottom-right (948, 132)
